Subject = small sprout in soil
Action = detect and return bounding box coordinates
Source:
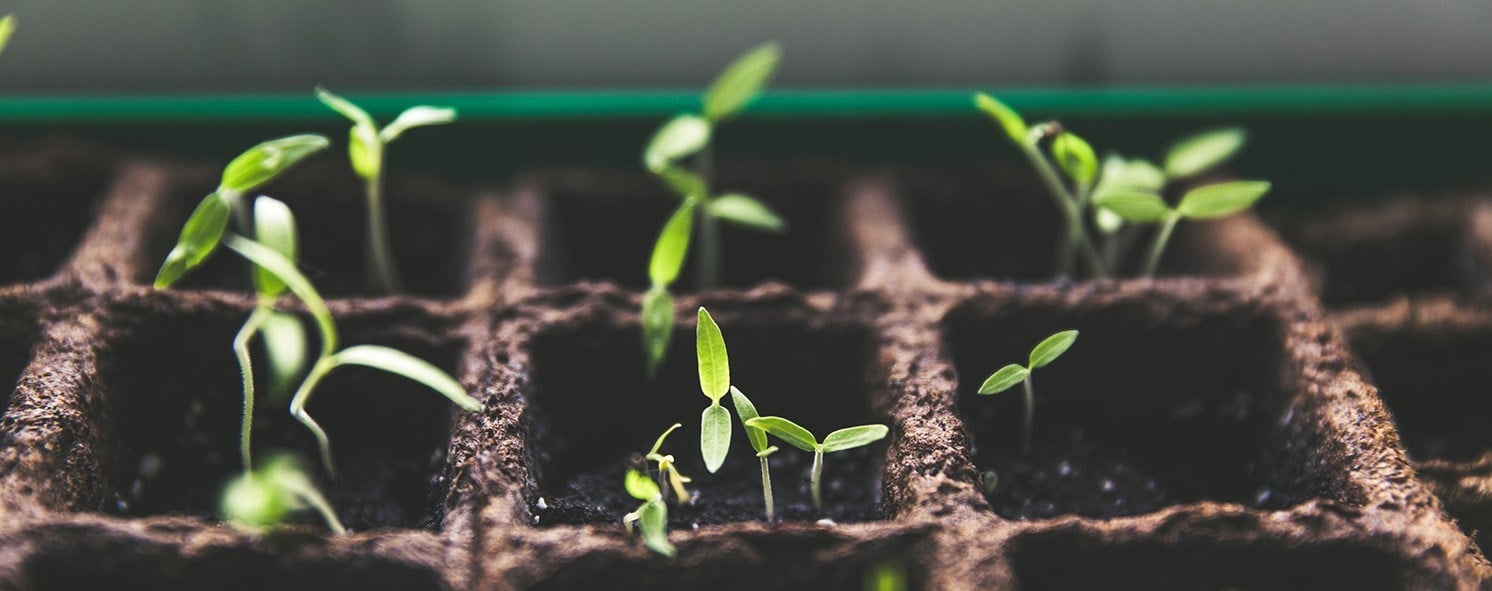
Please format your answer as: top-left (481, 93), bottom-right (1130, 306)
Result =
top-left (222, 234), bottom-right (482, 476)
top-left (864, 560), bottom-right (909, 591)
top-left (1092, 179), bottom-right (1270, 277)
top-left (978, 330), bottom-right (1078, 455)
top-left (622, 467), bottom-right (674, 557)
top-left (316, 86), bottom-right (457, 293)
top-left (0, 14), bottom-right (16, 58)
top-left (744, 416), bottom-right (889, 510)
top-left (644, 423), bottom-right (694, 505)
top-left (221, 453), bottom-right (345, 535)
top-left (695, 307), bottom-right (733, 473)
top-left (730, 385), bottom-right (779, 521)
top-left (640, 42), bottom-right (785, 374)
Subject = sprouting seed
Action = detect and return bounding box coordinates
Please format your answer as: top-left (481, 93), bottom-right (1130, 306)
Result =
top-left (220, 453), bottom-right (345, 535)
top-left (977, 330), bottom-right (1079, 455)
top-left (644, 423), bottom-right (694, 505)
top-left (744, 416), bottom-right (888, 510)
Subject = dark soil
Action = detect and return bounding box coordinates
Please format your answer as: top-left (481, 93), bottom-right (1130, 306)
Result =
top-left (0, 138), bottom-right (115, 284)
top-left (1348, 326), bottom-right (1492, 462)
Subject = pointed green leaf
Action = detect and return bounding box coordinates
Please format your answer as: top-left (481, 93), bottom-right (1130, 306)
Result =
top-left (745, 416), bottom-right (818, 452)
top-left (260, 310), bottom-right (307, 399)
top-left (644, 114), bottom-right (711, 171)
top-left (642, 286), bottom-right (675, 377)
top-left (821, 424), bottom-right (890, 453)
top-left (695, 307), bottom-right (729, 401)
top-left (708, 193), bottom-right (785, 232)
top-left (329, 345), bottom-right (481, 412)
top-left (649, 203), bottom-right (695, 286)
top-left (703, 41), bottom-right (782, 121)
top-left (220, 134), bottom-right (331, 193)
top-left (625, 468), bottom-right (661, 501)
top-left (379, 106), bottom-right (457, 143)
top-left (1093, 191), bottom-right (1172, 223)
top-left (315, 86), bottom-right (376, 131)
top-left (1029, 330), bottom-right (1079, 368)
top-left (974, 93), bottom-right (1028, 144)
top-left (1176, 180), bottom-right (1271, 220)
top-left (1164, 127), bottom-right (1247, 179)
top-left (252, 196), bottom-right (298, 297)
top-left (1052, 133), bottom-right (1098, 191)
top-left (155, 192), bottom-right (232, 288)
top-left (701, 404), bottom-right (731, 473)
top-left (977, 364), bottom-right (1028, 395)
top-left (0, 15), bottom-right (16, 57)
top-left (729, 386), bottom-right (767, 453)
top-left (638, 499), bottom-right (674, 557)
top-left (653, 165), bottom-right (706, 200)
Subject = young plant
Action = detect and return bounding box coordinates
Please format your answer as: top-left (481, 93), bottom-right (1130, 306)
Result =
top-left (644, 423), bottom-right (693, 505)
top-left (220, 453), bottom-right (345, 535)
top-left (977, 330), bottom-right (1078, 455)
top-left (1093, 180), bottom-right (1270, 277)
top-left (744, 416), bottom-right (888, 510)
top-left (316, 87), bottom-right (457, 293)
top-left (640, 42), bottom-right (786, 374)
top-left (730, 385), bottom-right (780, 521)
top-left (691, 306), bottom-right (779, 519)
top-left (622, 467), bottom-right (674, 557)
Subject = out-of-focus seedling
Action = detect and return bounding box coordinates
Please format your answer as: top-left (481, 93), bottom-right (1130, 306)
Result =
top-left (1093, 180), bottom-right (1270, 277)
top-left (622, 468), bottom-right (675, 557)
top-left (640, 43), bottom-right (785, 375)
top-left (644, 423), bottom-right (693, 505)
top-left (220, 453), bottom-right (345, 535)
top-left (744, 416), bottom-right (888, 510)
top-left (863, 560), bottom-right (909, 591)
top-left (978, 330), bottom-right (1078, 455)
top-left (0, 14), bottom-right (17, 58)
top-left (317, 86), bottom-right (457, 293)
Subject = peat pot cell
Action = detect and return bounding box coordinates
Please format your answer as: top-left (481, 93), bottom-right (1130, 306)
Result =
top-left (95, 308), bottom-right (461, 530)
top-left (0, 315), bottom-right (37, 415)
top-left (902, 168), bottom-right (1250, 282)
top-left (1347, 326), bottom-right (1492, 462)
top-left (145, 166), bottom-right (470, 298)
top-left (0, 140), bottom-right (113, 284)
top-left (524, 312), bottom-right (885, 526)
top-left (523, 541), bottom-right (923, 591)
top-left (1276, 199), bottom-right (1489, 307)
top-left (535, 167), bottom-right (847, 291)
top-left (945, 299), bottom-right (1305, 520)
top-left (1007, 528), bottom-right (1426, 591)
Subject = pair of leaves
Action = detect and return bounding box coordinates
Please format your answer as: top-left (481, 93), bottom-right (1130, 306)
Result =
top-left (697, 308), bottom-right (732, 473)
top-left (744, 416), bottom-right (890, 454)
top-left (1094, 181), bottom-right (1271, 224)
top-left (978, 330), bottom-right (1079, 395)
top-left (220, 454), bottom-right (345, 534)
top-left (317, 86), bottom-right (456, 179)
top-left (621, 470), bottom-right (674, 557)
top-left (1164, 127), bottom-right (1246, 179)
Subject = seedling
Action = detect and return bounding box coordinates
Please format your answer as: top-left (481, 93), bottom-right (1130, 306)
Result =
top-left (1093, 180), bottom-right (1271, 277)
top-left (622, 468), bottom-right (674, 557)
top-left (744, 416), bottom-right (888, 510)
top-left (220, 453), bottom-right (345, 535)
top-left (730, 385), bottom-right (779, 521)
top-left (641, 42), bottom-right (786, 374)
top-left (977, 330), bottom-right (1078, 455)
top-left (644, 423), bottom-right (693, 505)
top-left (691, 306), bottom-right (779, 519)
top-left (317, 86), bottom-right (457, 293)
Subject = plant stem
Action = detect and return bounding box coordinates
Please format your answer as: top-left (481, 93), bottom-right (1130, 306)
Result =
top-left (289, 358), bottom-right (338, 476)
top-left (1021, 375), bottom-right (1034, 456)
top-left (1142, 212), bottom-right (1182, 278)
top-left (233, 304), bottom-right (271, 472)
top-left (364, 172), bottom-right (402, 293)
top-left (1020, 144), bottom-right (1107, 279)
top-left (810, 448), bottom-right (824, 510)
top-left (697, 204), bottom-right (721, 290)
top-left (760, 456), bottom-right (774, 522)
top-left (284, 478), bottom-right (347, 534)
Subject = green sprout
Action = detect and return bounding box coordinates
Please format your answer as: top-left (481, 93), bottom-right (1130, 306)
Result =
top-left (695, 307), bottom-right (733, 474)
top-left (641, 42), bottom-right (785, 375)
top-left (731, 385), bottom-right (779, 521)
top-left (644, 423), bottom-right (693, 505)
top-left (974, 94), bottom-right (1265, 278)
top-left (1093, 180), bottom-right (1271, 277)
top-left (622, 467), bottom-right (674, 557)
top-left (0, 14), bottom-right (17, 58)
top-left (744, 416), bottom-right (888, 510)
top-left (977, 330), bottom-right (1078, 455)
top-left (316, 86), bottom-right (457, 293)
top-left (221, 453), bottom-right (345, 535)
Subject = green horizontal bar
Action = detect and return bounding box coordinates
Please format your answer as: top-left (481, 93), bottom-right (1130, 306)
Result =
top-left (1, 84), bottom-right (1491, 123)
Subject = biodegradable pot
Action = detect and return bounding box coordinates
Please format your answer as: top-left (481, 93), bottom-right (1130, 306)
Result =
top-left (0, 141), bottom-right (1485, 590)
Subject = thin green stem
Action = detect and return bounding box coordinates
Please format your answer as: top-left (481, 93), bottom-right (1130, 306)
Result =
top-left (810, 448), bottom-right (824, 510)
top-left (289, 358), bottom-right (338, 476)
top-left (1021, 375), bottom-right (1035, 456)
top-left (1020, 144), bottom-right (1107, 279)
top-left (1142, 213), bottom-right (1182, 278)
top-left (696, 202), bottom-right (721, 290)
top-left (760, 456), bottom-right (774, 522)
top-left (233, 304), bottom-right (272, 472)
top-left (364, 171), bottom-right (402, 293)
top-left (283, 478), bottom-right (347, 534)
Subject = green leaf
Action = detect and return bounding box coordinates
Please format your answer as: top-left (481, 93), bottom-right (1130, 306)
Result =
top-left (347, 126), bottom-right (382, 180)
top-left (1095, 155), bottom-right (1165, 198)
top-left (1164, 127), bottom-right (1247, 179)
top-left (638, 499), bottom-right (674, 557)
top-left (701, 404), bottom-right (731, 473)
top-left (315, 86), bottom-right (376, 131)
top-left (1028, 330), bottom-right (1079, 369)
top-left (0, 14), bottom-right (16, 57)
top-left (653, 165), bottom-right (706, 200)
top-left (745, 416), bottom-right (818, 452)
top-left (1093, 191), bottom-right (1172, 223)
top-left (224, 235), bottom-right (337, 356)
top-left (648, 423), bottom-right (683, 456)
top-left (260, 310), bottom-right (307, 399)
top-left (977, 364), bottom-right (1028, 395)
top-left (821, 424), bottom-right (889, 453)
top-left (251, 196), bottom-right (298, 297)
top-left (703, 41), bottom-right (782, 121)
top-left (329, 345), bottom-right (482, 412)
top-left (625, 468), bottom-right (661, 500)
top-left (379, 105), bottom-right (457, 143)
top-left (220, 134), bottom-right (331, 193)
top-left (729, 386), bottom-right (767, 453)
top-left (649, 203), bottom-right (695, 286)
top-left (695, 307), bottom-right (729, 401)
top-left (644, 114), bottom-right (711, 171)
top-left (1176, 180), bottom-right (1271, 220)
top-left (642, 286), bottom-right (675, 377)
top-left (708, 193), bottom-right (785, 232)
top-left (1052, 133), bottom-right (1098, 191)
top-left (974, 93), bottom-right (1028, 144)
top-left (155, 192), bottom-right (232, 288)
